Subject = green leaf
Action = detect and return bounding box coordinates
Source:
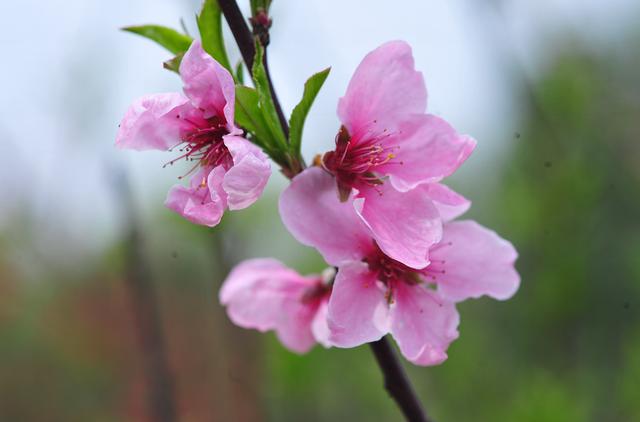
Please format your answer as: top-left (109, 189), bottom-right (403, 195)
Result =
top-left (251, 41), bottom-right (287, 149)
top-left (196, 0), bottom-right (232, 72)
top-left (122, 25), bottom-right (192, 55)
top-left (235, 86), bottom-right (285, 164)
top-left (289, 67), bottom-right (331, 155)
top-left (235, 86), bottom-right (270, 145)
top-left (163, 53), bottom-right (184, 74)
top-left (235, 61), bottom-right (245, 85)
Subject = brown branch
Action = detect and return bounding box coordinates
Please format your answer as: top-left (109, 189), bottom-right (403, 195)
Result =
top-left (218, 0), bottom-right (255, 70)
top-left (370, 337), bottom-right (431, 422)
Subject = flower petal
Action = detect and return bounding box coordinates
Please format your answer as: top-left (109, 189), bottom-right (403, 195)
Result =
top-left (426, 221), bottom-right (520, 301)
top-left (116, 92), bottom-right (201, 151)
top-left (327, 261), bottom-right (389, 348)
top-left (219, 258), bottom-right (293, 304)
top-left (310, 300), bottom-right (331, 348)
top-left (180, 40), bottom-right (238, 132)
top-left (164, 166), bottom-right (227, 227)
top-left (381, 115), bottom-right (476, 191)
top-left (219, 258), bottom-right (319, 354)
top-left (274, 291), bottom-right (320, 354)
top-left (337, 41), bottom-right (427, 140)
top-left (222, 135), bottom-right (271, 210)
top-left (424, 183), bottom-right (471, 221)
top-left (390, 283), bottom-right (459, 366)
top-left (354, 183), bottom-right (442, 269)
top-left (279, 168), bottom-right (374, 266)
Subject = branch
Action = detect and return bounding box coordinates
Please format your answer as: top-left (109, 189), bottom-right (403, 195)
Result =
top-left (218, 0), bottom-right (255, 69)
top-left (370, 337), bottom-right (431, 422)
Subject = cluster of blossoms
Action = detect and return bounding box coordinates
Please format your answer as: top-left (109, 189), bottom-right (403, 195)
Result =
top-left (118, 39), bottom-right (519, 366)
top-left (117, 41), bottom-right (271, 227)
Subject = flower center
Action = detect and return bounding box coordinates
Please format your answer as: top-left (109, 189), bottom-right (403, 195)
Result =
top-left (301, 279), bottom-right (332, 305)
top-left (364, 243), bottom-right (421, 286)
top-left (321, 125), bottom-right (399, 197)
top-left (164, 115), bottom-right (232, 178)
top-left (364, 243), bottom-right (432, 304)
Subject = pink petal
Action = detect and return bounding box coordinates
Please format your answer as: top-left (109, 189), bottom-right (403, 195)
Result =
top-left (219, 258), bottom-right (319, 354)
top-left (390, 282), bottom-right (460, 366)
top-left (219, 258), bottom-right (293, 303)
top-left (327, 261), bottom-right (390, 348)
top-left (426, 221), bottom-right (520, 301)
top-left (279, 168), bottom-right (374, 266)
top-left (310, 300), bottom-right (331, 348)
top-left (180, 41), bottom-right (238, 132)
top-left (354, 183), bottom-right (442, 269)
top-left (164, 166), bottom-right (227, 227)
top-left (337, 41), bottom-right (427, 140)
top-left (424, 183), bottom-right (471, 221)
top-left (380, 115), bottom-right (476, 191)
top-left (275, 291), bottom-right (320, 353)
top-left (116, 92), bottom-right (202, 151)
top-left (222, 135), bottom-right (271, 210)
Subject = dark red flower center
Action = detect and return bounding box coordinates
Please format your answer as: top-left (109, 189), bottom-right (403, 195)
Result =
top-left (364, 243), bottom-right (422, 287)
top-left (363, 243), bottom-right (448, 304)
top-left (164, 115), bottom-right (232, 178)
top-left (321, 126), bottom-right (400, 200)
top-left (301, 279), bottom-right (332, 305)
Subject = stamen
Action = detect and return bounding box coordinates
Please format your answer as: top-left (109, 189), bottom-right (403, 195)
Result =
top-left (177, 160), bottom-right (201, 180)
top-left (364, 242), bottom-right (423, 294)
top-left (162, 117), bottom-right (232, 176)
top-left (322, 124), bottom-right (406, 196)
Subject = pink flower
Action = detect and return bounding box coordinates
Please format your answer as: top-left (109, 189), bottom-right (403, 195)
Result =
top-left (219, 258), bottom-right (332, 353)
top-left (317, 41), bottom-right (476, 268)
top-left (279, 168), bottom-right (519, 365)
top-left (116, 41), bottom-right (271, 226)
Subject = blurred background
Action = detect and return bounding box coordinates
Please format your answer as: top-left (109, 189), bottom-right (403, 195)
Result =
top-left (1, 0), bottom-right (639, 420)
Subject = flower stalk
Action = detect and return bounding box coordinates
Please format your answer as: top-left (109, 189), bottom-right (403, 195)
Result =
top-left (370, 337), bottom-right (430, 422)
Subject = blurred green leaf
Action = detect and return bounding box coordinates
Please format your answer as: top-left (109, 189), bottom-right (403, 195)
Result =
top-left (122, 25), bottom-right (192, 55)
top-left (289, 67), bottom-right (330, 156)
top-left (196, 0), bottom-right (231, 72)
top-left (251, 41), bottom-right (287, 149)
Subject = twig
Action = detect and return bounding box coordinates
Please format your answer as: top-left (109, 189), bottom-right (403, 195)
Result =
top-left (218, 0), bottom-right (255, 70)
top-left (370, 337), bottom-right (431, 422)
